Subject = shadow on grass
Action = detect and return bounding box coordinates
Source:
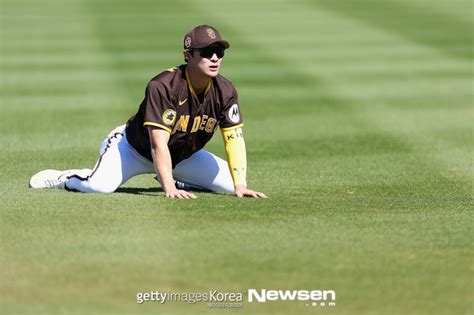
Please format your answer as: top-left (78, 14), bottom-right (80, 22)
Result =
top-left (116, 187), bottom-right (163, 196)
top-left (116, 187), bottom-right (215, 196)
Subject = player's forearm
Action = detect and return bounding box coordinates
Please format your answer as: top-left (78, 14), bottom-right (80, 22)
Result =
top-left (221, 127), bottom-right (247, 188)
top-left (147, 127), bottom-right (176, 193)
top-left (151, 144), bottom-right (176, 192)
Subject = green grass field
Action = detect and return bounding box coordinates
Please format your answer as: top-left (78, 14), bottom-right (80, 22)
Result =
top-left (1, 0), bottom-right (473, 314)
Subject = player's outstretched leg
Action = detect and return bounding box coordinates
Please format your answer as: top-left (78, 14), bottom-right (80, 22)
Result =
top-left (172, 149), bottom-right (234, 193)
top-left (29, 125), bottom-right (154, 193)
top-left (65, 125), bottom-right (154, 193)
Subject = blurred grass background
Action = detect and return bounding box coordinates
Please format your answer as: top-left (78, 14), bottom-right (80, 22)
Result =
top-left (1, 0), bottom-right (473, 314)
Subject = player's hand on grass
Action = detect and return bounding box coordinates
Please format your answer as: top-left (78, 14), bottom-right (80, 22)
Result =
top-left (165, 189), bottom-right (197, 199)
top-left (235, 185), bottom-right (268, 198)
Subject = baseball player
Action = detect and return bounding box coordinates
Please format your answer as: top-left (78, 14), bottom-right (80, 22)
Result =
top-left (29, 25), bottom-right (268, 199)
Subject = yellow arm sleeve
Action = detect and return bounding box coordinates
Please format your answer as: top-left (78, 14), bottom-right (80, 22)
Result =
top-left (221, 127), bottom-right (247, 187)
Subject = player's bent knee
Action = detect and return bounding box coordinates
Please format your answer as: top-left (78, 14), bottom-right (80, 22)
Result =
top-left (94, 186), bottom-right (117, 194)
top-left (212, 181), bottom-right (234, 193)
top-left (87, 179), bottom-right (120, 194)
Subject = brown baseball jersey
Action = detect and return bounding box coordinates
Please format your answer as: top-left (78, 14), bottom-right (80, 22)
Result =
top-left (125, 64), bottom-right (243, 167)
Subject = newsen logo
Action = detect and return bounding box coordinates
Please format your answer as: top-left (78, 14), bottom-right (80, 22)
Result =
top-left (248, 289), bottom-right (336, 305)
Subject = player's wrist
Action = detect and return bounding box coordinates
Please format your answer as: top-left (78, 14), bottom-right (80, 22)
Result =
top-left (163, 184), bottom-right (178, 194)
top-left (235, 184), bottom-right (247, 191)
top-left (159, 178), bottom-right (176, 193)
top-left (154, 175), bottom-right (176, 193)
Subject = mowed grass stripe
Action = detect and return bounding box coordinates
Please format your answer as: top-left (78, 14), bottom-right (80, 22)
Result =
top-left (1, 0), bottom-right (133, 174)
top-left (301, 0), bottom-right (473, 184)
top-left (0, 0), bottom-right (127, 100)
top-left (304, 0), bottom-right (473, 60)
top-left (0, 0), bottom-right (133, 154)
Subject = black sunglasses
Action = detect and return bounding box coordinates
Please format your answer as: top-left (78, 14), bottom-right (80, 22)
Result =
top-left (196, 46), bottom-right (225, 59)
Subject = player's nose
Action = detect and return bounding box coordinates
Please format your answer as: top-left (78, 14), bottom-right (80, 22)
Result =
top-left (210, 53), bottom-right (219, 62)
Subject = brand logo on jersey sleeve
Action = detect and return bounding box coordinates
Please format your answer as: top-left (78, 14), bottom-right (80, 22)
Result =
top-left (228, 104), bottom-right (240, 123)
top-left (162, 109), bottom-right (177, 126)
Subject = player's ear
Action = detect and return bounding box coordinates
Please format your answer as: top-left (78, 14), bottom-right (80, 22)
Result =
top-left (183, 50), bottom-right (191, 63)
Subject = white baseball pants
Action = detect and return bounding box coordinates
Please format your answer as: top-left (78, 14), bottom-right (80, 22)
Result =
top-left (65, 125), bottom-right (234, 193)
